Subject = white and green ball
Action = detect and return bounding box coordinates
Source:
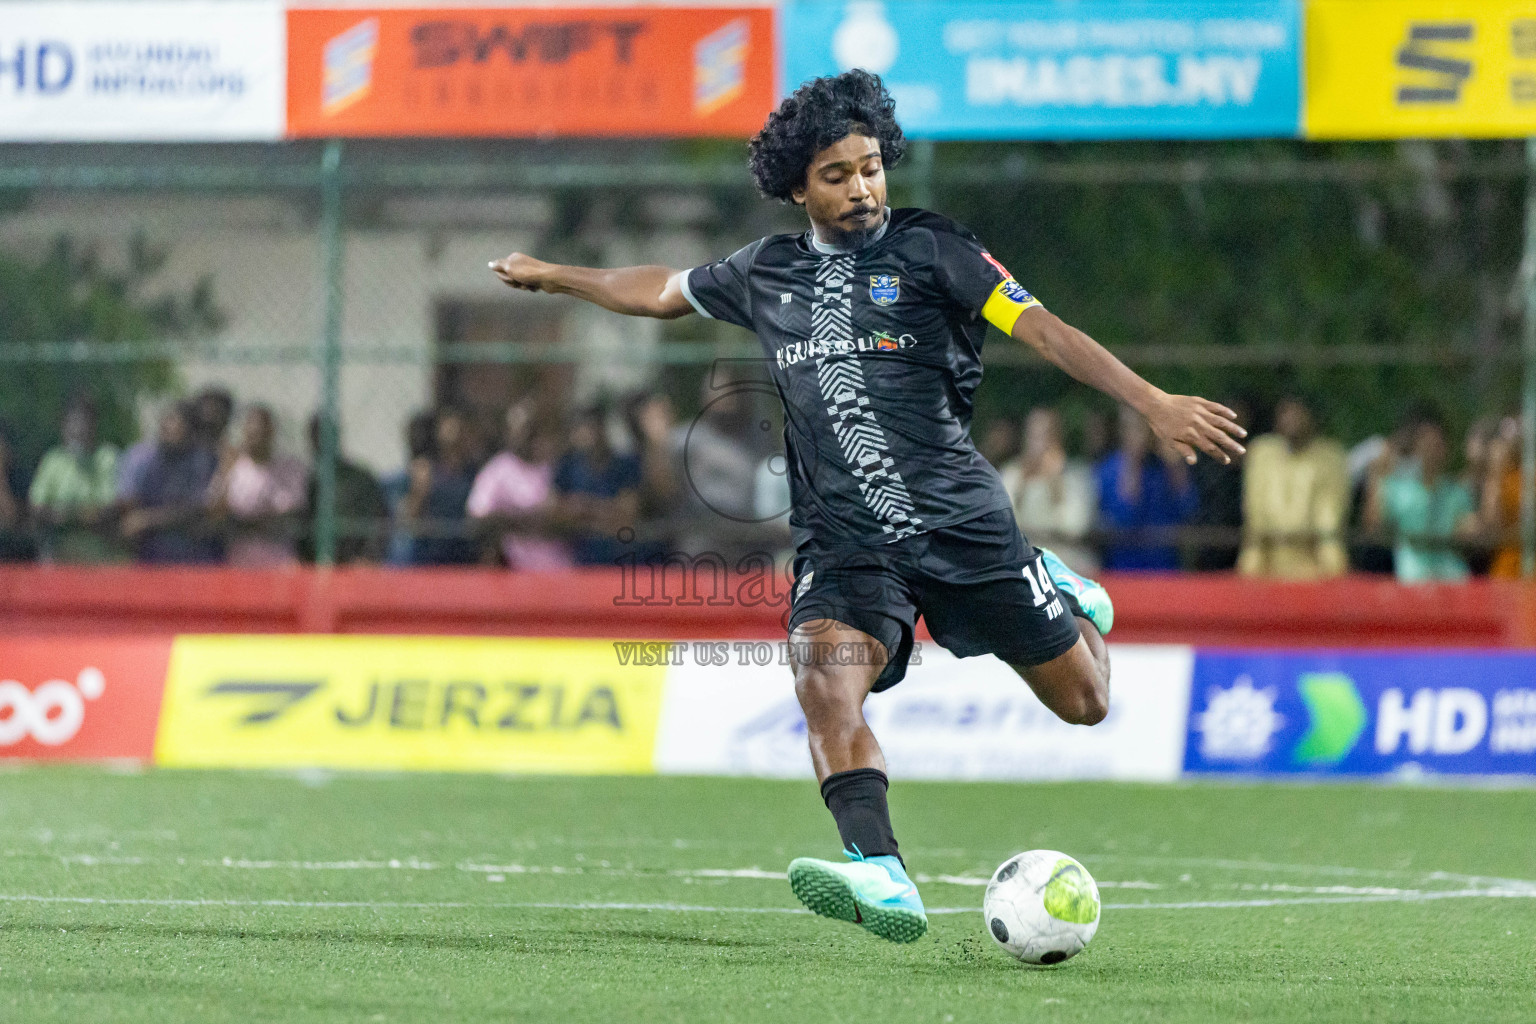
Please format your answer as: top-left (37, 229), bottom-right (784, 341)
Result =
top-left (982, 850), bottom-right (1100, 965)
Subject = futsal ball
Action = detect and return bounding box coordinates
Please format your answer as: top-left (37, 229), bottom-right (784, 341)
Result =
top-left (982, 850), bottom-right (1100, 965)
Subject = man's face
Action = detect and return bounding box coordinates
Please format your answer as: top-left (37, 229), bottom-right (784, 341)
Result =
top-left (1275, 400), bottom-right (1313, 447)
top-left (792, 134), bottom-right (886, 247)
top-left (240, 410), bottom-right (274, 459)
top-left (158, 410), bottom-right (191, 451)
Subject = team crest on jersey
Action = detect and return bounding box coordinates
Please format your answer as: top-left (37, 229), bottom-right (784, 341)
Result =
top-left (869, 274), bottom-right (900, 306)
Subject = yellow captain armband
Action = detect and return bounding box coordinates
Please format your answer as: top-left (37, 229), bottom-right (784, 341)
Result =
top-left (981, 278), bottom-right (1043, 334)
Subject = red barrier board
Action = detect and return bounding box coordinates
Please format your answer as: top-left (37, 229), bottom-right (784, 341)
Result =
top-left (0, 637), bottom-right (172, 760)
top-left (286, 6), bottom-right (777, 138)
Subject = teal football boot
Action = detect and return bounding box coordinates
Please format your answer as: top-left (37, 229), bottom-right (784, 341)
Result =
top-left (1038, 546), bottom-right (1114, 636)
top-left (788, 849), bottom-right (927, 943)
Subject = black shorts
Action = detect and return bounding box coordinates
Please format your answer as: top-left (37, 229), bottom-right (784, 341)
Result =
top-left (786, 508), bottom-right (1083, 692)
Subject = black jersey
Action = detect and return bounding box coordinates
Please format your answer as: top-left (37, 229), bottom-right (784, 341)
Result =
top-left (681, 207), bottom-right (1043, 548)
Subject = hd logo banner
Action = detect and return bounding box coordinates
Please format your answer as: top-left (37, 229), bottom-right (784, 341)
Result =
top-left (1306, 0), bottom-right (1536, 138)
top-left (0, 1), bottom-right (284, 141)
top-left (1184, 651), bottom-right (1536, 777)
top-left (154, 635), bottom-right (667, 773)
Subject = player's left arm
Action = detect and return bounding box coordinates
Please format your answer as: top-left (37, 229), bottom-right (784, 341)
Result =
top-left (1007, 306), bottom-right (1246, 466)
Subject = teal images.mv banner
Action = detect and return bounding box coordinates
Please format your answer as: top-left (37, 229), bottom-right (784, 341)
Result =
top-left (780, 1), bottom-right (1301, 139)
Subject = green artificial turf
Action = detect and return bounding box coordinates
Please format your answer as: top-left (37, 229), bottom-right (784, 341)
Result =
top-left (0, 768), bottom-right (1532, 1023)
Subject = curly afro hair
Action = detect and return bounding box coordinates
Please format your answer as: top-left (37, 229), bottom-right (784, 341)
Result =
top-left (748, 70), bottom-right (907, 202)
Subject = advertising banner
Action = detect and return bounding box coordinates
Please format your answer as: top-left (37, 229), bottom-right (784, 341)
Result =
top-left (0, 637), bottom-right (172, 759)
top-left (1306, 0), bottom-right (1536, 139)
top-left (154, 635), bottom-right (667, 773)
top-left (1184, 650), bottom-right (1536, 777)
top-left (286, 6), bottom-right (777, 138)
top-left (0, 1), bottom-right (284, 141)
top-left (780, 0), bottom-right (1300, 139)
top-left (655, 644), bottom-right (1193, 781)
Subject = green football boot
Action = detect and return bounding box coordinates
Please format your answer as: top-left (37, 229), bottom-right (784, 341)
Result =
top-left (1038, 546), bottom-right (1114, 636)
top-left (788, 850), bottom-right (927, 944)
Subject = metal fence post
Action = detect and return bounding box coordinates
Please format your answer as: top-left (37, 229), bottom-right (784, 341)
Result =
top-left (316, 140), bottom-right (345, 568)
top-left (910, 139), bottom-right (935, 211)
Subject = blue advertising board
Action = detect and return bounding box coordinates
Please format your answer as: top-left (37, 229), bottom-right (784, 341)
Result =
top-left (1184, 651), bottom-right (1536, 778)
top-left (780, 1), bottom-right (1301, 140)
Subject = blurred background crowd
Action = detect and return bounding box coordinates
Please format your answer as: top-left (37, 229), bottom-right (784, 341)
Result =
top-left (0, 378), bottom-right (1523, 584)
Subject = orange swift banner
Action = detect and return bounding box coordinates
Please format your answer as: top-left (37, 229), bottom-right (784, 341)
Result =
top-left (286, 6), bottom-right (777, 138)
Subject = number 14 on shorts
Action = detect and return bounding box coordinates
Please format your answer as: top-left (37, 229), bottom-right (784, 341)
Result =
top-left (1022, 556), bottom-right (1065, 620)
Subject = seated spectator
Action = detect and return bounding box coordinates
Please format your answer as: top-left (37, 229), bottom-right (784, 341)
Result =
top-left (1349, 406), bottom-right (1432, 574)
top-left (383, 411), bottom-right (438, 566)
top-left (1000, 407), bottom-right (1097, 574)
top-left (192, 386), bottom-right (236, 465)
top-left (0, 422), bottom-right (33, 563)
top-left (1483, 415), bottom-right (1523, 579)
top-left (208, 405), bottom-right (307, 567)
top-left (669, 371), bottom-right (761, 561)
top-left (1094, 405), bottom-right (1197, 571)
top-left (119, 402), bottom-right (220, 564)
top-left (28, 399), bottom-right (121, 564)
top-left (625, 391), bottom-right (682, 560)
top-left (753, 449), bottom-right (794, 557)
top-left (1366, 416), bottom-right (1479, 583)
top-left (1238, 396), bottom-right (1348, 580)
top-left (555, 406), bottom-right (641, 566)
top-left (401, 407), bottom-right (480, 565)
top-left (977, 415), bottom-right (1022, 470)
top-left (1188, 396), bottom-right (1251, 571)
top-left (467, 402), bottom-right (571, 570)
top-left (301, 414), bottom-right (387, 565)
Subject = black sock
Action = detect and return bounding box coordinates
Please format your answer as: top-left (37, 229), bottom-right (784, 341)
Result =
top-left (820, 768), bottom-right (902, 866)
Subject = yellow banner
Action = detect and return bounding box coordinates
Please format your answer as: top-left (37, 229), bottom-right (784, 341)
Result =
top-left (154, 636), bottom-right (666, 773)
top-left (1306, 0), bottom-right (1536, 138)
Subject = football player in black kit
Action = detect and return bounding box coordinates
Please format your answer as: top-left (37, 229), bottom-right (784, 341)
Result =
top-left (491, 70), bottom-right (1245, 943)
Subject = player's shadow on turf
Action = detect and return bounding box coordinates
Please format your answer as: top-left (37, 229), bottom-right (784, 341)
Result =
top-left (561, 926), bottom-right (777, 949)
top-left (7, 920), bottom-right (524, 951)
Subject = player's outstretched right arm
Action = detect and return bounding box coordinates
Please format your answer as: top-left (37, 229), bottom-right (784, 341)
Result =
top-left (489, 253), bottom-right (694, 320)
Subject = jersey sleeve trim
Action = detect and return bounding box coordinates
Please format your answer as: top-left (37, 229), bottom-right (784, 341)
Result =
top-left (678, 269), bottom-right (714, 319)
top-left (981, 279), bottom-right (1043, 335)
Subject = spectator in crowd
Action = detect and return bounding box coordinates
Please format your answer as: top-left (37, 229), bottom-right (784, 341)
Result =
top-left (401, 406), bottom-right (480, 565)
top-left (1482, 414), bottom-right (1523, 579)
top-left (1094, 404), bottom-right (1198, 571)
top-left (977, 415), bottom-right (1022, 470)
top-left (192, 386), bottom-right (236, 463)
top-left (0, 422), bottom-right (34, 562)
top-left (1188, 396), bottom-right (1250, 571)
top-left (670, 370), bottom-right (761, 560)
top-left (622, 391), bottom-right (682, 561)
top-left (467, 401), bottom-right (571, 570)
top-left (555, 405), bottom-right (641, 566)
top-left (119, 401), bottom-right (220, 563)
top-left (1079, 407), bottom-right (1112, 466)
top-left (753, 447), bottom-right (794, 558)
top-left (384, 411), bottom-right (438, 566)
top-left (301, 414), bottom-right (388, 565)
top-left (207, 405), bottom-right (307, 566)
top-left (1238, 396), bottom-right (1349, 579)
top-left (28, 398), bottom-right (121, 563)
top-left (1000, 406), bottom-right (1097, 574)
top-left (1349, 406), bottom-right (1432, 574)
top-left (1366, 415), bottom-right (1479, 583)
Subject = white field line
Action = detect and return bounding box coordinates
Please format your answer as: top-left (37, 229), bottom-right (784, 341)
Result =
top-left (21, 852), bottom-right (1536, 899)
top-left (4, 888), bottom-right (1536, 914)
